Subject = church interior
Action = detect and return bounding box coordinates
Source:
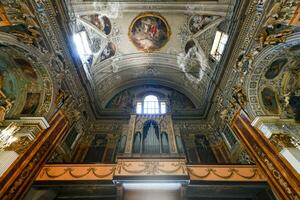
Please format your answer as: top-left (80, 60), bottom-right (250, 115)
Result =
top-left (0, 0), bottom-right (299, 199)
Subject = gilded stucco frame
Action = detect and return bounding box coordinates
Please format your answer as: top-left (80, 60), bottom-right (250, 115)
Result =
top-left (128, 12), bottom-right (171, 53)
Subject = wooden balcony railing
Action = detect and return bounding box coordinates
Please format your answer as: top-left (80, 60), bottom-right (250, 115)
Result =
top-left (36, 159), bottom-right (266, 183)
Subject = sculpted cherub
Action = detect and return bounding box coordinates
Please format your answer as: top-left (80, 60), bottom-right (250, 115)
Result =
top-left (232, 85), bottom-right (248, 108)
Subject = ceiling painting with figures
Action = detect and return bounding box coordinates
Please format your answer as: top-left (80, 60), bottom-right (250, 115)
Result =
top-left (128, 12), bottom-right (171, 52)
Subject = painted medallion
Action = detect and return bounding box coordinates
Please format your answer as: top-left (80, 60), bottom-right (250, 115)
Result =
top-left (129, 12), bottom-right (171, 52)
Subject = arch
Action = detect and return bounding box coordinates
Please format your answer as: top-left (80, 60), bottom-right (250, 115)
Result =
top-left (244, 33), bottom-right (300, 120)
top-left (105, 84), bottom-right (197, 114)
top-left (143, 95), bottom-right (159, 114)
top-left (0, 33), bottom-right (54, 118)
top-left (102, 79), bottom-right (200, 109)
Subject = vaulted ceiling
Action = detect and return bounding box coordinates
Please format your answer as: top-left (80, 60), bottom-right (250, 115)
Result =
top-left (62, 0), bottom-right (241, 119)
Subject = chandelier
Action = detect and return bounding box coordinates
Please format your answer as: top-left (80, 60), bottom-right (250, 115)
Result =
top-left (0, 122), bottom-right (20, 152)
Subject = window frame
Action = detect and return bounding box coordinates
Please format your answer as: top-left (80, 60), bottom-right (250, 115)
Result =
top-left (210, 30), bottom-right (228, 61)
top-left (136, 95), bottom-right (167, 114)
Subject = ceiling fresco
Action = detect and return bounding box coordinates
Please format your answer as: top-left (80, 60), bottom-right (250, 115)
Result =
top-left (1, 0), bottom-right (298, 123)
top-left (244, 35), bottom-right (300, 121)
top-left (66, 0), bottom-right (234, 118)
top-left (128, 12), bottom-right (171, 52)
top-left (0, 46), bottom-right (53, 118)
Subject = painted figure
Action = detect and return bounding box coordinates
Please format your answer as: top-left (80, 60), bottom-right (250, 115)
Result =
top-left (129, 13), bottom-right (171, 52)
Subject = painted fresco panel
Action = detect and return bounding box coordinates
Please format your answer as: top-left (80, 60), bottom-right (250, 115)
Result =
top-left (261, 88), bottom-right (279, 114)
top-left (21, 93), bottom-right (40, 114)
top-left (129, 12), bottom-right (171, 52)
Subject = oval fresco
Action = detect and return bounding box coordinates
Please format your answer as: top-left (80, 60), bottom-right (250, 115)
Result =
top-left (89, 15), bottom-right (111, 35)
top-left (265, 58), bottom-right (287, 79)
top-left (129, 12), bottom-right (171, 52)
top-left (261, 88), bottom-right (279, 114)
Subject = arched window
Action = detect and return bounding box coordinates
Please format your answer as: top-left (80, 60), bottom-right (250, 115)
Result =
top-left (136, 95), bottom-right (166, 114)
top-left (144, 95), bottom-right (159, 114)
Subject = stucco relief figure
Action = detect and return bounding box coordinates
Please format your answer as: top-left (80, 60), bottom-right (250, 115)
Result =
top-left (129, 12), bottom-right (171, 52)
top-left (256, 28), bottom-right (292, 49)
top-left (0, 97), bottom-right (13, 123)
top-left (256, 1), bottom-right (294, 49)
top-left (232, 85), bottom-right (247, 108)
top-left (189, 15), bottom-right (218, 34)
top-left (0, 1), bottom-right (41, 46)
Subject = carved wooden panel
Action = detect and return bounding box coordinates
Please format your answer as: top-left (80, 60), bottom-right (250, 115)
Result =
top-left (35, 161), bottom-right (267, 184)
top-left (36, 164), bottom-right (115, 181)
top-left (188, 165), bottom-right (266, 181)
top-left (115, 159), bottom-right (187, 177)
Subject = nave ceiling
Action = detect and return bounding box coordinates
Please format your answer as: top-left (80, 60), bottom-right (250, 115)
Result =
top-left (0, 0), bottom-right (298, 130)
top-left (64, 0), bottom-right (238, 118)
top-left (1, 2), bottom-right (300, 198)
